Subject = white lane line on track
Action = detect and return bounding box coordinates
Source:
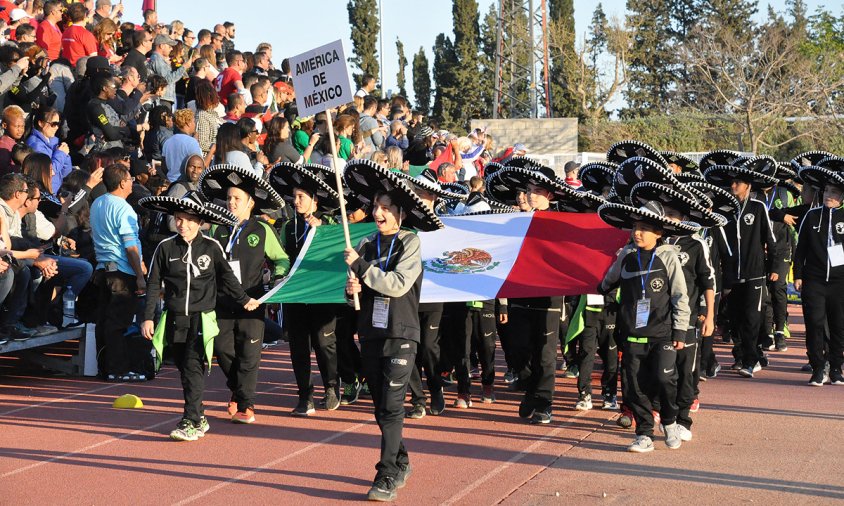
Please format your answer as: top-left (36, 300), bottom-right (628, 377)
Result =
top-left (442, 411), bottom-right (590, 506)
top-left (0, 415), bottom-right (182, 478)
top-left (0, 370), bottom-right (177, 417)
top-left (172, 420), bottom-right (373, 505)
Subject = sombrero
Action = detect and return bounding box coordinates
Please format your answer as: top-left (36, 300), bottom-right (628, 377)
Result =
top-left (674, 170), bottom-right (706, 184)
top-left (578, 162), bottom-right (617, 195)
top-left (597, 200), bottom-right (701, 236)
top-left (482, 161), bottom-right (506, 179)
top-left (686, 181), bottom-right (740, 217)
top-left (138, 191), bottom-right (238, 226)
top-left (267, 162), bottom-right (340, 213)
top-left (393, 168), bottom-right (467, 199)
top-left (789, 151), bottom-right (836, 173)
top-left (703, 160), bottom-right (778, 188)
top-left (495, 161), bottom-right (604, 212)
top-left (343, 159), bottom-right (443, 231)
top-left (606, 140), bottom-right (668, 167)
top-left (485, 169), bottom-right (520, 205)
top-left (300, 162), bottom-right (367, 213)
top-left (198, 163), bottom-right (284, 214)
top-left (774, 162), bottom-right (797, 182)
top-left (630, 181), bottom-right (727, 228)
top-left (441, 181), bottom-right (470, 197)
top-left (799, 158), bottom-right (844, 190)
top-left (699, 150), bottom-right (745, 171)
top-left (436, 193), bottom-right (516, 216)
top-left (740, 155), bottom-right (779, 184)
top-left (661, 151), bottom-right (698, 173)
top-left (613, 156), bottom-right (694, 201)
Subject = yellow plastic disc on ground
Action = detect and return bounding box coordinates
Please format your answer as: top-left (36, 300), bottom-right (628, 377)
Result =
top-left (112, 394), bottom-right (144, 409)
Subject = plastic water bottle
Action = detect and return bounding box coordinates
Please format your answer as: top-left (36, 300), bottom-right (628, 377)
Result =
top-left (63, 286), bottom-right (76, 328)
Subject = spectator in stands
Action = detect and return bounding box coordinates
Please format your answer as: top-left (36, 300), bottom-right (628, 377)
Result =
top-left (142, 105), bottom-right (172, 163)
top-left (0, 45), bottom-right (29, 107)
top-left (385, 146), bottom-right (404, 172)
top-left (61, 3), bottom-right (98, 68)
top-left (263, 116), bottom-right (313, 165)
top-left (90, 163), bottom-right (147, 381)
top-left (184, 58), bottom-right (209, 106)
top-left (213, 121), bottom-right (265, 174)
top-left (15, 24), bottom-right (36, 45)
top-left (223, 93), bottom-right (245, 123)
top-left (26, 106), bottom-right (72, 194)
top-left (355, 73), bottom-right (376, 98)
top-left (359, 96), bottom-right (383, 157)
top-left (405, 126), bottom-right (434, 166)
top-left (93, 18), bottom-right (121, 64)
top-left (564, 161), bottom-right (582, 188)
top-left (148, 34), bottom-right (193, 109)
top-left (122, 29), bottom-right (153, 82)
top-left (199, 44), bottom-right (219, 80)
top-left (142, 9), bottom-right (158, 31)
top-left (194, 79), bottom-right (221, 157)
top-left (220, 22), bottom-right (235, 58)
top-left (182, 29), bottom-right (195, 49)
top-left (92, 0), bottom-right (124, 25)
top-left (216, 50), bottom-right (246, 107)
top-left (87, 74), bottom-right (146, 151)
top-left (161, 109), bottom-right (202, 182)
top-left (170, 20), bottom-right (185, 41)
top-left (385, 120), bottom-right (409, 151)
top-left (113, 66), bottom-right (150, 122)
top-left (0, 105), bottom-right (25, 175)
top-left (195, 29), bottom-right (211, 49)
top-left (36, 1), bottom-right (63, 61)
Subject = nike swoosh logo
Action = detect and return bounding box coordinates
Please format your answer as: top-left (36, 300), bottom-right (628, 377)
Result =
top-left (169, 257), bottom-right (180, 262)
top-left (608, 345), bottom-right (617, 350)
top-left (620, 265), bottom-right (664, 279)
top-left (663, 368), bottom-right (674, 374)
top-left (388, 380), bottom-right (403, 387)
top-left (544, 331), bottom-right (555, 336)
top-left (429, 326), bottom-right (439, 330)
top-left (250, 338), bottom-right (259, 344)
top-left (484, 332), bottom-right (494, 337)
top-left (323, 332), bottom-right (334, 337)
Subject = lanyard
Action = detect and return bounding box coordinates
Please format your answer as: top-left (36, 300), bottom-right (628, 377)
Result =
top-left (765, 190), bottom-right (777, 210)
top-left (226, 221), bottom-right (247, 256)
top-left (828, 208), bottom-right (836, 247)
top-left (637, 248), bottom-right (657, 299)
top-left (294, 214), bottom-right (310, 245)
top-left (377, 232), bottom-right (399, 272)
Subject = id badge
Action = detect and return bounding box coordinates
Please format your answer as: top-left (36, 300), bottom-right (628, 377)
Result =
top-left (635, 298), bottom-right (650, 329)
top-left (228, 260), bottom-right (242, 284)
top-left (373, 296), bottom-right (390, 329)
top-left (828, 244), bottom-right (844, 268)
top-left (585, 294), bottom-right (604, 306)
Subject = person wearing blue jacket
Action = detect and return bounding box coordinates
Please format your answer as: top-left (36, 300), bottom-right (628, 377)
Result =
top-left (26, 106), bottom-right (72, 195)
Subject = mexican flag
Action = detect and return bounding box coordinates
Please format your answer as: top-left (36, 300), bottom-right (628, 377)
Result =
top-left (260, 212), bottom-right (629, 304)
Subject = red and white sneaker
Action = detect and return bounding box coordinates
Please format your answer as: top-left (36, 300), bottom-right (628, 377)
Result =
top-left (690, 399), bottom-right (700, 413)
top-left (232, 408), bottom-right (255, 424)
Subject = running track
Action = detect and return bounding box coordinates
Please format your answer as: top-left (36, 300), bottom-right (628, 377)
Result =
top-left (1, 306), bottom-right (842, 504)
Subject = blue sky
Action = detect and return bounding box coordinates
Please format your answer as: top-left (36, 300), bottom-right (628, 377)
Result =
top-left (120, 0), bottom-right (828, 110)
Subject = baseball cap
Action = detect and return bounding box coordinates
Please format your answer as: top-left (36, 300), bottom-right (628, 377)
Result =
top-left (10, 8), bottom-right (29, 22)
top-left (513, 143), bottom-right (527, 153)
top-left (153, 34), bottom-right (177, 47)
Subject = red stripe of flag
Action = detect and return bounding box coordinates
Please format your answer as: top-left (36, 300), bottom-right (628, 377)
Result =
top-left (499, 211), bottom-right (629, 298)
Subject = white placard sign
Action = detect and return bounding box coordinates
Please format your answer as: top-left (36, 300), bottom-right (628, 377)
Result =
top-left (290, 40), bottom-right (353, 117)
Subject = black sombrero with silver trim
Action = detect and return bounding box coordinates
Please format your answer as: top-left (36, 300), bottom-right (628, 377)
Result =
top-left (799, 157), bottom-right (844, 190)
top-left (703, 161), bottom-right (778, 188)
top-left (495, 161), bottom-right (605, 212)
top-left (267, 162), bottom-right (341, 213)
top-left (661, 151), bottom-right (698, 173)
top-left (435, 194), bottom-right (516, 216)
top-left (790, 151), bottom-right (836, 173)
top-left (675, 170), bottom-right (706, 184)
top-left (613, 156), bottom-right (694, 201)
top-left (630, 181), bottom-right (726, 228)
top-left (393, 168), bottom-right (467, 199)
top-left (441, 181), bottom-right (470, 196)
top-left (686, 181), bottom-right (740, 216)
top-left (343, 159), bottom-right (443, 231)
top-left (775, 162), bottom-right (797, 182)
top-left (485, 169), bottom-right (520, 205)
top-left (483, 161), bottom-right (506, 179)
top-left (300, 162), bottom-right (368, 213)
top-left (578, 162), bottom-right (617, 195)
top-left (598, 200), bottom-right (701, 236)
top-left (699, 150), bottom-right (745, 171)
top-left (606, 140), bottom-right (668, 167)
top-left (138, 191), bottom-right (238, 226)
top-left (198, 163), bottom-right (284, 214)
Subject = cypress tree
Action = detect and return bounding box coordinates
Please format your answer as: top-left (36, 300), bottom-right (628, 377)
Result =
top-left (623, 0), bottom-right (675, 116)
top-left (432, 33), bottom-right (458, 129)
top-left (450, 0), bottom-right (482, 131)
top-left (396, 38), bottom-right (408, 98)
top-left (412, 47), bottom-right (432, 115)
top-left (549, 0), bottom-right (581, 118)
top-left (347, 0), bottom-right (380, 89)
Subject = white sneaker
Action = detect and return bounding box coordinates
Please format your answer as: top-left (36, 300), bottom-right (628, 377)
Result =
top-left (752, 362), bottom-right (762, 373)
top-left (663, 422), bottom-right (682, 449)
top-left (627, 435), bottom-right (654, 453)
top-left (676, 424), bottom-right (693, 442)
top-left (575, 395), bottom-right (592, 411)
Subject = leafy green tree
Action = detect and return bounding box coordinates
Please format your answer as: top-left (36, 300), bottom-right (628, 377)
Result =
top-left (412, 47), bottom-right (432, 114)
top-left (622, 0), bottom-right (675, 116)
top-left (450, 0), bottom-right (482, 130)
top-left (548, 0), bottom-right (580, 117)
top-left (347, 0), bottom-right (380, 89)
top-left (432, 33), bottom-right (458, 128)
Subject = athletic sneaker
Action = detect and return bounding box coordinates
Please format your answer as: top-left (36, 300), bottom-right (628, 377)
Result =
top-left (323, 387), bottom-right (340, 411)
top-left (518, 396), bottom-right (535, 419)
top-left (627, 435), bottom-right (654, 453)
top-left (226, 400), bottom-right (238, 417)
top-left (454, 393), bottom-right (472, 408)
top-left (470, 367), bottom-right (481, 380)
top-left (33, 324), bottom-right (58, 337)
top-left (367, 476), bottom-right (398, 502)
top-left (341, 378), bottom-right (362, 405)
top-left (575, 394), bottom-right (592, 411)
top-left (291, 398), bottom-right (315, 416)
top-left (430, 390), bottom-right (445, 416)
top-left (830, 372), bottom-right (844, 385)
top-left (481, 384), bottom-right (495, 403)
top-left (502, 369), bottom-right (516, 384)
top-left (774, 332), bottom-right (788, 351)
top-left (170, 419), bottom-right (199, 442)
top-left (663, 422), bottom-right (682, 449)
top-left (602, 394), bottom-right (618, 411)
top-left (531, 407), bottom-right (552, 424)
top-left (440, 371), bottom-right (455, 386)
top-left (617, 405), bottom-right (634, 429)
top-left (652, 410), bottom-right (661, 428)
top-left (738, 365), bottom-right (755, 378)
top-left (801, 363), bottom-right (813, 372)
top-left (705, 363), bottom-right (721, 379)
top-left (758, 354), bottom-right (769, 368)
top-left (232, 408), bottom-right (255, 424)
top-left (808, 371), bottom-right (825, 387)
top-left (676, 424), bottom-right (693, 442)
top-left (731, 361), bottom-right (743, 371)
top-left (395, 463), bottom-right (412, 489)
top-left (197, 416), bottom-right (210, 437)
top-left (406, 404), bottom-right (426, 419)
top-left (690, 399), bottom-right (700, 413)
top-left (564, 365), bottom-right (580, 379)
top-left (752, 361), bottom-right (763, 373)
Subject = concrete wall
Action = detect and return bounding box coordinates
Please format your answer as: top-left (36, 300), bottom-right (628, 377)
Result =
top-left (471, 118), bottom-right (578, 174)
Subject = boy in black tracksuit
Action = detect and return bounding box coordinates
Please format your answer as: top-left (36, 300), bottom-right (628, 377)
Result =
top-left (599, 235), bottom-right (690, 452)
top-left (699, 226), bottom-right (731, 378)
top-left (793, 185), bottom-right (844, 385)
top-left (570, 291), bottom-right (620, 411)
top-left (142, 211), bottom-right (258, 441)
top-left (454, 299), bottom-right (497, 406)
top-left (406, 301), bottom-right (445, 417)
top-left (724, 194), bottom-right (777, 377)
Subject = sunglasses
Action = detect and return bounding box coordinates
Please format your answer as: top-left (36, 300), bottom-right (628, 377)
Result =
top-left (46, 121), bottom-right (60, 127)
